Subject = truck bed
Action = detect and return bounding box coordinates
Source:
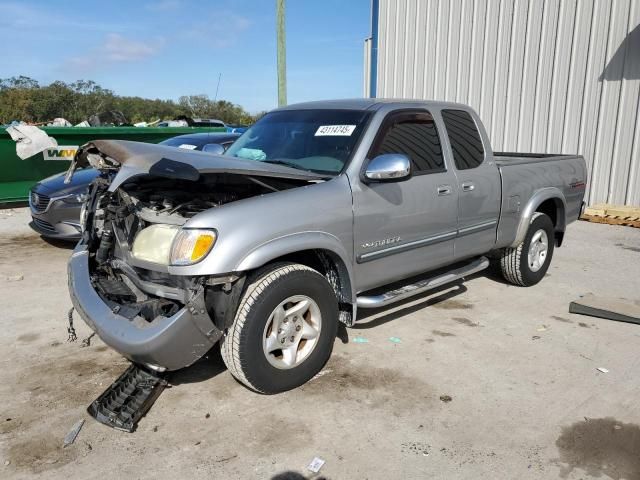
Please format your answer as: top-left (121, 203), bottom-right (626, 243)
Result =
top-left (494, 151), bottom-right (587, 249)
top-left (494, 152), bottom-right (581, 167)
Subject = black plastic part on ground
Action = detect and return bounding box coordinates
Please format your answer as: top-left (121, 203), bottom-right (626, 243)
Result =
top-left (87, 363), bottom-right (167, 432)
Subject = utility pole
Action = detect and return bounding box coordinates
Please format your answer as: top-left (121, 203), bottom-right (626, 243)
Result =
top-left (276, 0), bottom-right (287, 106)
top-left (214, 73), bottom-right (222, 102)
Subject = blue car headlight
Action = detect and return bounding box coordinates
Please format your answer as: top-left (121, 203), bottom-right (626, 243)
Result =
top-left (61, 192), bottom-right (89, 204)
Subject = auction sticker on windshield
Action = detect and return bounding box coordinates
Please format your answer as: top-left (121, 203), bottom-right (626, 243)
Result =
top-left (315, 125), bottom-right (356, 136)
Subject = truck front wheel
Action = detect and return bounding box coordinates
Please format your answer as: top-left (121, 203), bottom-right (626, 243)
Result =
top-left (220, 263), bottom-right (338, 394)
top-left (498, 212), bottom-right (555, 287)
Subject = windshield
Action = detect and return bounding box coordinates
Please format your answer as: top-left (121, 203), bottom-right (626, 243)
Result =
top-left (225, 109), bottom-right (371, 174)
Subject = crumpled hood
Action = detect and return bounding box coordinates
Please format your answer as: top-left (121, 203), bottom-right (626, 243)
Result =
top-left (70, 140), bottom-right (327, 191)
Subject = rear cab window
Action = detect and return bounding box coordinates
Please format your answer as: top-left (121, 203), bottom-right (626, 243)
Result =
top-left (441, 109), bottom-right (485, 170)
top-left (369, 111), bottom-right (445, 175)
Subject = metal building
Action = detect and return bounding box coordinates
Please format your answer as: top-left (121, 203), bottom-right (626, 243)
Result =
top-left (364, 0), bottom-right (640, 206)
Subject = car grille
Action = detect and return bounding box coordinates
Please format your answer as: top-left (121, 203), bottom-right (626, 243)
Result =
top-left (32, 217), bottom-right (56, 233)
top-left (30, 191), bottom-right (50, 212)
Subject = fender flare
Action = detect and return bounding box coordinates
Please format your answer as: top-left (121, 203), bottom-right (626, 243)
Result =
top-left (511, 187), bottom-right (567, 247)
top-left (235, 231), bottom-right (356, 304)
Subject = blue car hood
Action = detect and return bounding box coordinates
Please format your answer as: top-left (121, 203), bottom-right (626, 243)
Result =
top-left (34, 167), bottom-right (99, 195)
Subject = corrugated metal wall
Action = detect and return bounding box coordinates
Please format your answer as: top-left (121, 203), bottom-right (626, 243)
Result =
top-left (372, 0), bottom-right (640, 206)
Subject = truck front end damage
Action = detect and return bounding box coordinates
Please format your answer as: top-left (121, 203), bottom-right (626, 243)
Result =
top-left (67, 140), bottom-right (319, 371)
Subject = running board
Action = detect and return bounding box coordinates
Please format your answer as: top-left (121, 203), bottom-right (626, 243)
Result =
top-left (356, 256), bottom-right (490, 309)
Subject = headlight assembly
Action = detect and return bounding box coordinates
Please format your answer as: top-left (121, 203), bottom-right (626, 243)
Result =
top-left (131, 224), bottom-right (180, 265)
top-left (61, 192), bottom-right (89, 204)
top-left (131, 226), bottom-right (216, 266)
top-left (170, 229), bottom-right (217, 265)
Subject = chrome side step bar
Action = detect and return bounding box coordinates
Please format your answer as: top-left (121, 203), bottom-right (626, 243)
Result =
top-left (356, 256), bottom-right (490, 309)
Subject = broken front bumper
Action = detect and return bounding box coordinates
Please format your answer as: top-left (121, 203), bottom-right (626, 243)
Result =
top-left (67, 245), bottom-right (221, 371)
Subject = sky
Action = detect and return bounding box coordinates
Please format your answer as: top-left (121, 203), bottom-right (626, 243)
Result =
top-left (0, 0), bottom-right (371, 113)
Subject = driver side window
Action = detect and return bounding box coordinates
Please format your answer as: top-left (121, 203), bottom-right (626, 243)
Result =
top-left (371, 111), bottom-right (445, 175)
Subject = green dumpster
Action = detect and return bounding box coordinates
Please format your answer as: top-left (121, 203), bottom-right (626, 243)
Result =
top-left (0, 126), bottom-right (225, 204)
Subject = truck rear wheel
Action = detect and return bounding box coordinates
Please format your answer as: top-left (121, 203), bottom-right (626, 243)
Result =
top-left (220, 262), bottom-right (338, 394)
top-left (498, 212), bottom-right (555, 287)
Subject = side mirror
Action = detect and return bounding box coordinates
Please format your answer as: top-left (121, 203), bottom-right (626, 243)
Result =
top-left (202, 143), bottom-right (225, 155)
top-left (364, 154), bottom-right (411, 182)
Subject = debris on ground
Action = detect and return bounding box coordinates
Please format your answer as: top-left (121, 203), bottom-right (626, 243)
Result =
top-left (215, 454), bottom-right (238, 463)
top-left (570, 294), bottom-right (640, 325)
top-left (311, 369), bottom-right (332, 381)
top-left (63, 419), bottom-right (85, 447)
top-left (353, 337), bottom-right (369, 343)
top-left (389, 336), bottom-right (402, 343)
top-left (596, 367), bottom-right (609, 373)
top-left (88, 364), bottom-right (167, 432)
top-left (67, 307), bottom-right (78, 342)
top-left (80, 333), bottom-right (96, 348)
top-left (205, 413), bottom-right (211, 419)
top-left (532, 335), bottom-right (541, 340)
top-left (307, 457), bottom-right (325, 474)
top-left (4, 274), bottom-right (23, 282)
top-left (401, 442), bottom-right (430, 456)
top-left (536, 325), bottom-right (548, 332)
top-left (439, 395), bottom-right (453, 403)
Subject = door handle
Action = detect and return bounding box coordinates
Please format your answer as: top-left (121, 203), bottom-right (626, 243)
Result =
top-left (462, 182), bottom-right (475, 192)
top-left (437, 185), bottom-right (452, 196)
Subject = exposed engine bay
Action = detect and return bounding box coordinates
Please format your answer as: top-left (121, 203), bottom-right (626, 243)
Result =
top-left (82, 171), bottom-right (309, 325)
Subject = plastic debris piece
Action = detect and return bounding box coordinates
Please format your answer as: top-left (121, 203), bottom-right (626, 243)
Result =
top-left (49, 118), bottom-right (72, 127)
top-left (596, 367), bottom-right (609, 373)
top-left (532, 335), bottom-right (541, 340)
top-left (88, 364), bottom-right (167, 432)
top-left (352, 337), bottom-right (369, 343)
top-left (439, 395), bottom-right (452, 403)
top-left (5, 274), bottom-right (23, 282)
top-left (311, 369), bottom-right (332, 380)
top-left (389, 337), bottom-right (402, 343)
top-left (5, 125), bottom-right (57, 159)
top-left (307, 457), bottom-right (325, 473)
top-left (63, 419), bottom-right (85, 447)
top-left (536, 325), bottom-right (548, 332)
top-left (570, 294), bottom-right (640, 325)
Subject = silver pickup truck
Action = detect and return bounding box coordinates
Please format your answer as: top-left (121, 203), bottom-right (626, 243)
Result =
top-left (67, 99), bottom-right (586, 394)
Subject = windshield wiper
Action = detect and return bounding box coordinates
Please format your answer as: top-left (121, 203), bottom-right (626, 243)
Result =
top-left (262, 159), bottom-right (304, 170)
top-left (261, 159), bottom-right (335, 178)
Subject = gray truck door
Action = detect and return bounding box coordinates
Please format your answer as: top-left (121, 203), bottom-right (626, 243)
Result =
top-left (351, 110), bottom-right (459, 293)
top-left (440, 109), bottom-right (501, 259)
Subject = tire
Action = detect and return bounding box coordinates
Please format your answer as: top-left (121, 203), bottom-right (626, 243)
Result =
top-left (498, 212), bottom-right (555, 287)
top-left (221, 262), bottom-right (339, 394)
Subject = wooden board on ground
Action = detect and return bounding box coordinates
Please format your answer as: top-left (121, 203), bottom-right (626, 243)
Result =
top-left (569, 294), bottom-right (640, 325)
top-left (586, 204), bottom-right (640, 218)
top-left (581, 203), bottom-right (640, 228)
top-left (580, 214), bottom-right (640, 228)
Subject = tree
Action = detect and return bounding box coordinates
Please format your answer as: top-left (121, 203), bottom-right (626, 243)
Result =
top-left (0, 77), bottom-right (259, 125)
